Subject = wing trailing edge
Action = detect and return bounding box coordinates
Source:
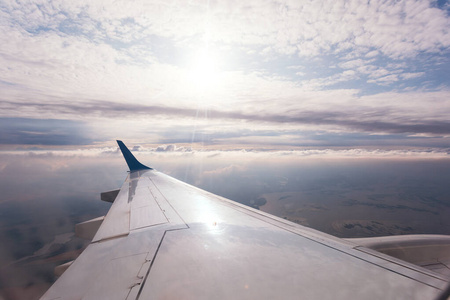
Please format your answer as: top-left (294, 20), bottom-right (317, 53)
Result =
top-left (117, 140), bottom-right (152, 171)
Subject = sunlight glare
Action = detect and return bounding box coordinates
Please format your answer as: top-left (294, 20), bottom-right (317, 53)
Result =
top-left (187, 47), bottom-right (222, 95)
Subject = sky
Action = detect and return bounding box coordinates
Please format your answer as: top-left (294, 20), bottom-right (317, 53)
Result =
top-left (0, 0), bottom-right (449, 149)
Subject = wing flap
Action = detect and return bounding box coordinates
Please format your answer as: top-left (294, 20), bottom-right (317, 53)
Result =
top-left (41, 225), bottom-right (168, 300)
top-left (130, 203), bottom-right (167, 230)
top-left (75, 216), bottom-right (104, 240)
top-left (93, 178), bottom-right (130, 242)
top-left (101, 189), bottom-right (120, 203)
top-left (83, 253), bottom-right (148, 300)
top-left (93, 171), bottom-right (176, 242)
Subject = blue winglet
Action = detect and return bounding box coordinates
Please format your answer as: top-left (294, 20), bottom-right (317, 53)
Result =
top-left (117, 140), bottom-right (152, 171)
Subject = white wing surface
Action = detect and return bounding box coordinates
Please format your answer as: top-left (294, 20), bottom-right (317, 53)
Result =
top-left (41, 141), bottom-right (450, 300)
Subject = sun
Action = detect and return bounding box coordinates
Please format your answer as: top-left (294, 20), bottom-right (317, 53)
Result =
top-left (187, 47), bottom-right (222, 94)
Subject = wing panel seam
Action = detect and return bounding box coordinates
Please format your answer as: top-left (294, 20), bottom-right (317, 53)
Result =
top-left (135, 227), bottom-right (188, 300)
top-left (148, 177), bottom-right (190, 228)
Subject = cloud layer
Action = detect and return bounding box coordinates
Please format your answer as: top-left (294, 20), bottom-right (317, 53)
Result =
top-left (1, 0), bottom-right (449, 148)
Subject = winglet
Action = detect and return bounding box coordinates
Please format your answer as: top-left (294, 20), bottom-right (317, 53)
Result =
top-left (117, 140), bottom-right (152, 171)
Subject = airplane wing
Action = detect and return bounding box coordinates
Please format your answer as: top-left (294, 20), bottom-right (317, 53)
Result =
top-left (41, 141), bottom-right (450, 300)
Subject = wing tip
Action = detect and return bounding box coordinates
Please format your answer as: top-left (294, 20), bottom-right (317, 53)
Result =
top-left (116, 140), bottom-right (152, 171)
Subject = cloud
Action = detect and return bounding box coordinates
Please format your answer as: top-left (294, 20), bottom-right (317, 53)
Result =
top-left (333, 57), bottom-right (425, 87)
top-left (0, 118), bottom-right (94, 145)
top-left (154, 144), bottom-right (191, 152)
top-left (365, 50), bottom-right (379, 58)
top-left (367, 74), bottom-right (399, 85)
top-left (1, 87), bottom-right (449, 142)
top-left (4, 146), bottom-right (449, 162)
top-left (3, 1), bottom-right (449, 62)
top-left (339, 59), bottom-right (367, 70)
top-left (0, 0), bottom-right (449, 149)
top-left (401, 72), bottom-right (425, 80)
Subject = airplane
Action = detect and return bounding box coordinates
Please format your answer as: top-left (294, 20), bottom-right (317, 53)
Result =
top-left (41, 140), bottom-right (450, 299)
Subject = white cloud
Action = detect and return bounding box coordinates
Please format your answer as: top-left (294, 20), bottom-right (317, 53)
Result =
top-left (401, 72), bottom-right (425, 80)
top-left (3, 0), bottom-right (449, 59)
top-left (336, 56), bottom-right (424, 85)
top-left (287, 65), bottom-right (304, 70)
top-left (0, 0), bottom-right (449, 148)
top-left (4, 146), bottom-right (449, 160)
top-left (339, 59), bottom-right (366, 69)
top-left (365, 50), bottom-right (379, 58)
top-left (367, 74), bottom-right (399, 85)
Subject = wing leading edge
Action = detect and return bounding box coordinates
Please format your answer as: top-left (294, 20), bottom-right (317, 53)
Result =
top-left (41, 141), bottom-right (450, 300)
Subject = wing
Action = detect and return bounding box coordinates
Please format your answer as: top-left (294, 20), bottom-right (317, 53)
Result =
top-left (41, 141), bottom-right (450, 300)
